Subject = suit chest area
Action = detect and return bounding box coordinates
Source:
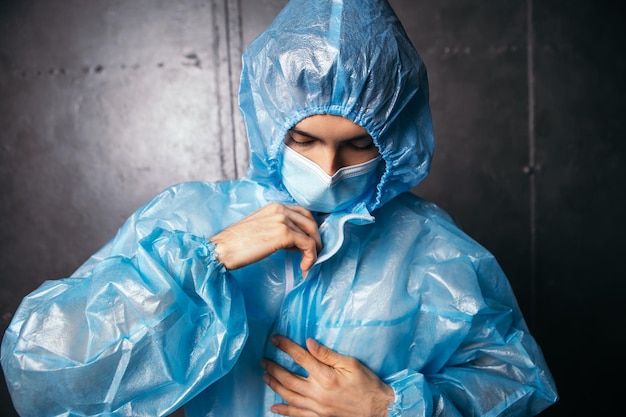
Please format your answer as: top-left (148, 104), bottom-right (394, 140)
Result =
top-left (266, 249), bottom-right (461, 376)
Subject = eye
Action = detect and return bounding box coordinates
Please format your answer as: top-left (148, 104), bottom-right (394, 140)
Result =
top-left (346, 137), bottom-right (376, 151)
top-left (285, 130), bottom-right (315, 147)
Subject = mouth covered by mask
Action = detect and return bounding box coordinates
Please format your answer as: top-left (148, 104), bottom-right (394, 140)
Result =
top-left (280, 145), bottom-right (382, 213)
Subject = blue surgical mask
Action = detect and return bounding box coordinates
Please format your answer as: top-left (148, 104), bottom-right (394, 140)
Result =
top-left (280, 145), bottom-right (382, 213)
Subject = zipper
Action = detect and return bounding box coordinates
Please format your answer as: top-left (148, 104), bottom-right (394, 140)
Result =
top-left (284, 250), bottom-right (295, 294)
top-left (276, 211), bottom-right (374, 338)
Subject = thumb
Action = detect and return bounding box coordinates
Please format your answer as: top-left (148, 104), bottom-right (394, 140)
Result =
top-left (306, 338), bottom-right (343, 367)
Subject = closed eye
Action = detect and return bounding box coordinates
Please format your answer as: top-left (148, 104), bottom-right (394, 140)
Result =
top-left (344, 137), bottom-right (375, 151)
top-left (286, 130), bottom-right (375, 152)
top-left (285, 130), bottom-right (315, 147)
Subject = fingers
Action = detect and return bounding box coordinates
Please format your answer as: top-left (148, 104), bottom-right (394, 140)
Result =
top-left (269, 401), bottom-right (320, 417)
top-left (275, 204), bottom-right (323, 252)
top-left (282, 223), bottom-right (321, 277)
top-left (305, 338), bottom-right (343, 368)
top-left (250, 203), bottom-right (321, 250)
top-left (263, 205), bottom-right (320, 274)
top-left (209, 203), bottom-right (322, 272)
top-left (261, 358), bottom-right (318, 416)
top-left (271, 336), bottom-right (325, 376)
top-left (261, 362), bottom-right (307, 402)
top-left (263, 336), bottom-right (395, 417)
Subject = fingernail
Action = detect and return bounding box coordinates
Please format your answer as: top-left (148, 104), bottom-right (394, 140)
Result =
top-left (270, 335), bottom-right (279, 346)
top-left (263, 373), bottom-right (270, 384)
top-left (260, 359), bottom-right (267, 369)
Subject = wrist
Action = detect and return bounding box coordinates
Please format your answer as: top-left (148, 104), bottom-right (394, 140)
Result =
top-left (209, 234), bottom-right (233, 270)
top-left (383, 370), bottom-right (432, 417)
top-left (372, 383), bottom-right (395, 417)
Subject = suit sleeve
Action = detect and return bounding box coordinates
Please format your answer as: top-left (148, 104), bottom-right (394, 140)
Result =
top-left (1, 227), bottom-right (247, 417)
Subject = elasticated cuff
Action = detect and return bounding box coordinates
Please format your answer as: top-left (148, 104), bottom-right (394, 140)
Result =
top-left (384, 370), bottom-right (432, 417)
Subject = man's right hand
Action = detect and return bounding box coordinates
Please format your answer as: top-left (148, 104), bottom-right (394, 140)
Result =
top-left (210, 203), bottom-right (322, 276)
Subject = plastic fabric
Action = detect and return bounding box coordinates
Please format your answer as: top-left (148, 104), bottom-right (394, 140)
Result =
top-left (2, 227), bottom-right (247, 416)
top-left (239, 0), bottom-right (434, 210)
top-left (1, 0), bottom-right (558, 416)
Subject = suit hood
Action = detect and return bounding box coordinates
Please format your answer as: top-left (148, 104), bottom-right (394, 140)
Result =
top-left (239, 0), bottom-right (434, 212)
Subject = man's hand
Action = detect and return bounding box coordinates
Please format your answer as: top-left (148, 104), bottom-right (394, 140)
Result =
top-left (210, 203), bottom-right (322, 275)
top-left (261, 336), bottom-right (394, 417)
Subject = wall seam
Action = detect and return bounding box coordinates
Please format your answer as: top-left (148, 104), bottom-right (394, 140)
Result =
top-left (224, 0), bottom-right (245, 178)
top-left (527, 0), bottom-right (537, 329)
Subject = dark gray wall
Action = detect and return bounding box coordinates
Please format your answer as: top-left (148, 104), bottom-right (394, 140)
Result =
top-left (1, 0), bottom-right (624, 416)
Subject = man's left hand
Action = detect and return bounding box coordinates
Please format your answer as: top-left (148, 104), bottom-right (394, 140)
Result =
top-left (261, 335), bottom-right (394, 417)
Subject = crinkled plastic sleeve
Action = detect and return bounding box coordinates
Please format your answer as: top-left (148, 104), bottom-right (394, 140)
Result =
top-left (0, 227), bottom-right (248, 417)
top-left (384, 369), bottom-right (433, 417)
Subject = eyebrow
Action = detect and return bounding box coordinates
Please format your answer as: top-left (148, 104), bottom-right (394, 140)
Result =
top-left (290, 128), bottom-right (371, 142)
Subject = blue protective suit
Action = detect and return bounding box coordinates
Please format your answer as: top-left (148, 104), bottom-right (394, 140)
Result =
top-left (1, 0), bottom-right (558, 416)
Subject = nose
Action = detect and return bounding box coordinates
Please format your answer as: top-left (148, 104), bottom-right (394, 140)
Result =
top-left (317, 148), bottom-right (343, 176)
